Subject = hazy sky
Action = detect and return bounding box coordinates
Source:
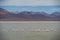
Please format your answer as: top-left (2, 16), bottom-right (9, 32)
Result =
top-left (0, 0), bottom-right (60, 6)
top-left (0, 0), bottom-right (60, 14)
top-left (0, 6), bottom-right (60, 14)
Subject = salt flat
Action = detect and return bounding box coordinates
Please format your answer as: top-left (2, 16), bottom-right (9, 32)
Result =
top-left (0, 21), bottom-right (60, 40)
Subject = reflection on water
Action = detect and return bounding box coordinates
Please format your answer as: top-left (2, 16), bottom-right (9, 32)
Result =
top-left (0, 21), bottom-right (60, 40)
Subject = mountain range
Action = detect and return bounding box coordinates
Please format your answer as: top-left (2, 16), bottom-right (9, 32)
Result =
top-left (0, 8), bottom-right (60, 21)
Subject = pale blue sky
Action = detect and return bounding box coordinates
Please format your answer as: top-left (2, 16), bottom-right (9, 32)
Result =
top-left (0, 0), bottom-right (60, 6)
top-left (0, 6), bottom-right (60, 14)
top-left (0, 0), bottom-right (60, 14)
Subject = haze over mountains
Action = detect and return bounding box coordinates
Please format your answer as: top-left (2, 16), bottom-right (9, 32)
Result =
top-left (0, 8), bottom-right (60, 21)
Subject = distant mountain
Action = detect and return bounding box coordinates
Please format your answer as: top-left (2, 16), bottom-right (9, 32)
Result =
top-left (17, 11), bottom-right (50, 19)
top-left (0, 8), bottom-right (17, 18)
top-left (0, 8), bottom-right (60, 21)
top-left (0, 8), bottom-right (9, 14)
top-left (51, 12), bottom-right (60, 19)
top-left (0, 8), bottom-right (9, 18)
